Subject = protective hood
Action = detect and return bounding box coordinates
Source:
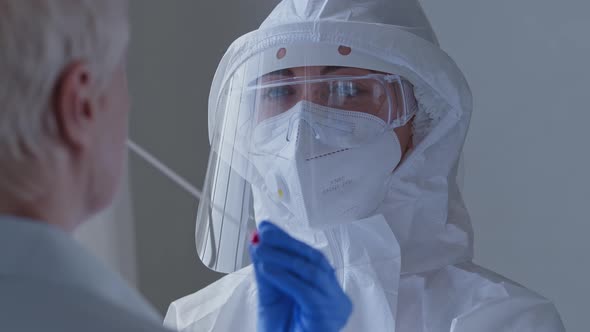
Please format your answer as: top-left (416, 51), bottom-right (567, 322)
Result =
top-left (259, 0), bottom-right (439, 45)
top-left (205, 0), bottom-right (473, 275)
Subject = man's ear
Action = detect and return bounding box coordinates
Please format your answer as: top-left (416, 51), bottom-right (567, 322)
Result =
top-left (53, 62), bottom-right (97, 152)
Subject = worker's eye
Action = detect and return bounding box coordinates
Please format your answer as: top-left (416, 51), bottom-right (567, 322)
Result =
top-left (263, 86), bottom-right (295, 100)
top-left (330, 81), bottom-right (363, 98)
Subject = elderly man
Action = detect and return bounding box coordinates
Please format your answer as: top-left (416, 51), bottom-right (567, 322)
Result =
top-left (0, 1), bottom-right (351, 331)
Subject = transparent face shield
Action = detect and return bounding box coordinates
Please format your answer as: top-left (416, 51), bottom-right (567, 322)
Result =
top-left (130, 48), bottom-right (417, 273)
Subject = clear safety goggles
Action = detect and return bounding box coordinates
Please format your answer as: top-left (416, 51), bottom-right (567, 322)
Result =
top-left (244, 73), bottom-right (416, 155)
top-left (249, 73), bottom-right (414, 124)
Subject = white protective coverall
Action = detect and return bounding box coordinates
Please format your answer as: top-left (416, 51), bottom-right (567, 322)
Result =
top-left (165, 0), bottom-right (565, 331)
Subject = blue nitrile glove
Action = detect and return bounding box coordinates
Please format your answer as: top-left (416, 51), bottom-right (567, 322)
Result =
top-left (249, 221), bottom-right (352, 332)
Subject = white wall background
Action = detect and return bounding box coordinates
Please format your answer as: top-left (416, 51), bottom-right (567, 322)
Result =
top-left (123, 1), bottom-right (589, 330)
top-left (420, 1), bottom-right (590, 331)
top-left (424, 0), bottom-right (590, 332)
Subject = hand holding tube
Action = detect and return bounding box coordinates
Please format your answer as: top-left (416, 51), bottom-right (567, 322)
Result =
top-left (250, 221), bottom-right (352, 332)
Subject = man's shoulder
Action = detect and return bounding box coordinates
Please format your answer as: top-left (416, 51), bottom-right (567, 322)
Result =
top-left (0, 278), bottom-right (171, 332)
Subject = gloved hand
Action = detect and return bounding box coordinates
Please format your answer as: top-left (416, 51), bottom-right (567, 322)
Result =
top-left (249, 221), bottom-right (352, 332)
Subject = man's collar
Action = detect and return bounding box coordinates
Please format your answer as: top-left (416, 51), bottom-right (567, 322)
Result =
top-left (0, 215), bottom-right (161, 322)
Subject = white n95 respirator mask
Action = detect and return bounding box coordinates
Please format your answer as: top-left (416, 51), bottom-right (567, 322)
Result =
top-left (249, 101), bottom-right (402, 229)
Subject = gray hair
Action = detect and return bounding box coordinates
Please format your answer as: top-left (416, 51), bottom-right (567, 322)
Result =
top-left (0, 0), bottom-right (129, 201)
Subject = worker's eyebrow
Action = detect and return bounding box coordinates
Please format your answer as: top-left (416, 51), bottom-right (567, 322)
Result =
top-left (320, 66), bottom-right (346, 75)
top-left (261, 69), bottom-right (295, 79)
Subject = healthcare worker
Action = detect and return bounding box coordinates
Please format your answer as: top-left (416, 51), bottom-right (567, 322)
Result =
top-left (0, 1), bottom-right (350, 331)
top-left (165, 0), bottom-right (566, 331)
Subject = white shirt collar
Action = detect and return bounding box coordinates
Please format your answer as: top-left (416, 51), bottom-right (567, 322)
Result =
top-left (0, 215), bottom-right (162, 323)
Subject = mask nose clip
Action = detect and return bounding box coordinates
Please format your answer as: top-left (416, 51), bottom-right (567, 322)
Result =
top-left (286, 114), bottom-right (321, 143)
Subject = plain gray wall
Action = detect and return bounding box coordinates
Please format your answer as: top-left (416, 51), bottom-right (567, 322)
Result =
top-left (128, 1), bottom-right (589, 331)
top-left (421, 1), bottom-right (590, 331)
